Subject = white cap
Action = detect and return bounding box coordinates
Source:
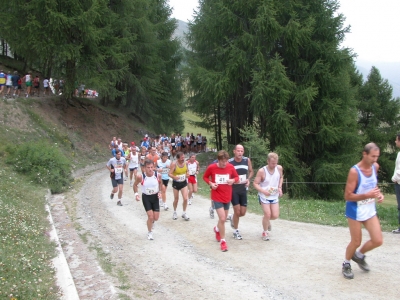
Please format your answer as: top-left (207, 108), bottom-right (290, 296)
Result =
top-left (145, 134), bottom-right (148, 137)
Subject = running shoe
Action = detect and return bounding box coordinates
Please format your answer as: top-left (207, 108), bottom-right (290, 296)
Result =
top-left (342, 262), bottom-right (354, 279)
top-left (164, 203), bottom-right (169, 211)
top-left (110, 193), bottom-right (114, 200)
top-left (172, 211), bottom-right (178, 220)
top-left (130, 181), bottom-right (133, 187)
top-left (182, 213), bottom-right (190, 221)
top-left (351, 254), bottom-right (370, 272)
top-left (233, 231), bottom-right (242, 240)
top-left (268, 223), bottom-right (272, 231)
top-left (188, 199), bottom-right (192, 205)
top-left (214, 226), bottom-right (221, 242)
top-left (124, 177), bottom-right (127, 181)
top-left (117, 200), bottom-right (123, 206)
top-left (392, 228), bottom-right (400, 234)
top-left (147, 232), bottom-right (154, 240)
top-left (220, 240), bottom-right (228, 252)
top-left (262, 231), bottom-right (269, 241)
top-left (230, 214), bottom-right (234, 229)
top-left (209, 207), bottom-right (214, 219)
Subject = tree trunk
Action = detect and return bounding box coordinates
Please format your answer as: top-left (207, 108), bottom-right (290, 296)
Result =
top-left (65, 59), bottom-right (76, 100)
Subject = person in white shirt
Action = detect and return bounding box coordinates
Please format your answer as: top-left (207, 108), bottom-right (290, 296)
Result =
top-left (391, 133), bottom-right (400, 233)
top-left (43, 78), bottom-right (50, 96)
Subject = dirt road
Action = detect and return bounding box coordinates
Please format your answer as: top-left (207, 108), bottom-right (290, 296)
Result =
top-left (50, 167), bottom-right (400, 299)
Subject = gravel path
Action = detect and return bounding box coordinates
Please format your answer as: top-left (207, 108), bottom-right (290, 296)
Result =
top-left (50, 167), bottom-right (400, 299)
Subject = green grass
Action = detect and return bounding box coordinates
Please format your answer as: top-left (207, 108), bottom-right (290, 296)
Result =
top-left (182, 110), bottom-right (215, 147)
top-left (195, 152), bottom-right (399, 232)
top-left (0, 165), bottom-right (58, 299)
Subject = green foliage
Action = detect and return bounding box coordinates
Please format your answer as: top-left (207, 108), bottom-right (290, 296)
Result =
top-left (6, 141), bottom-right (72, 193)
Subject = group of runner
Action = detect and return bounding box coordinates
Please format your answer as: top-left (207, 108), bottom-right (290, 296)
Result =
top-left (106, 134), bottom-right (392, 280)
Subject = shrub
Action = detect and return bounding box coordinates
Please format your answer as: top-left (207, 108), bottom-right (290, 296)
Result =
top-left (6, 141), bottom-right (72, 193)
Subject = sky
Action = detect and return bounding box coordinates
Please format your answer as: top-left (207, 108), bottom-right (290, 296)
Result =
top-left (168, 0), bottom-right (400, 63)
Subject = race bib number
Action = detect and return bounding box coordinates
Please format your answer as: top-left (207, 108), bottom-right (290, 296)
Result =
top-left (171, 143), bottom-right (175, 146)
top-left (145, 187), bottom-right (157, 195)
top-left (141, 156), bottom-right (145, 160)
top-left (177, 174), bottom-right (186, 182)
top-left (239, 174), bottom-right (247, 183)
top-left (215, 174), bottom-right (229, 184)
top-left (115, 167), bottom-right (123, 174)
top-left (357, 198), bottom-right (375, 206)
top-left (162, 168), bottom-right (169, 174)
top-left (267, 186), bottom-right (278, 195)
top-left (189, 169), bottom-right (196, 175)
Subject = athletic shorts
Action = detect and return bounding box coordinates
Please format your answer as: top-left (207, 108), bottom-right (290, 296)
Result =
top-left (213, 200), bottom-right (230, 210)
top-left (142, 193), bottom-right (160, 212)
top-left (34, 85), bottom-right (39, 89)
top-left (258, 195), bottom-right (279, 205)
top-left (26, 81), bottom-right (32, 87)
top-left (6, 85), bottom-right (11, 88)
top-left (177, 142), bottom-right (182, 146)
top-left (0, 84), bottom-right (4, 87)
top-left (231, 189), bottom-right (248, 207)
top-left (172, 180), bottom-right (187, 190)
top-left (197, 142), bottom-right (202, 146)
top-left (181, 144), bottom-right (186, 148)
top-left (18, 85), bottom-right (22, 90)
top-left (188, 175), bottom-right (197, 184)
top-left (129, 167), bottom-right (138, 171)
top-left (111, 178), bottom-right (124, 187)
top-left (162, 179), bottom-right (169, 187)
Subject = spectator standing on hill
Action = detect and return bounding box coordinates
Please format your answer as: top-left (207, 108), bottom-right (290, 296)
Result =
top-left (11, 71), bottom-right (20, 98)
top-left (22, 71), bottom-right (32, 97)
top-left (43, 77), bottom-right (49, 95)
top-left (391, 133), bottom-right (400, 234)
top-left (106, 149), bottom-right (128, 206)
top-left (253, 152), bottom-right (283, 241)
top-left (203, 150), bottom-right (239, 252)
top-left (341, 143), bottom-right (384, 280)
top-left (5, 71), bottom-right (12, 98)
top-left (0, 70), bottom-right (6, 97)
top-left (33, 75), bottom-right (40, 96)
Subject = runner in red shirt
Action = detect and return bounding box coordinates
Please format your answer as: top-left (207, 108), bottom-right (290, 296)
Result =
top-left (203, 150), bottom-right (239, 252)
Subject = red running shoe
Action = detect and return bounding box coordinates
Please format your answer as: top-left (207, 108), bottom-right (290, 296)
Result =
top-left (214, 226), bottom-right (221, 242)
top-left (220, 240), bottom-right (228, 252)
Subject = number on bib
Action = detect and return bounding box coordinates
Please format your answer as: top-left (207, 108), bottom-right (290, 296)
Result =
top-left (215, 174), bottom-right (229, 184)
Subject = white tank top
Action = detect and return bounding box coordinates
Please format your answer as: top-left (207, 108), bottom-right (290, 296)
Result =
top-left (129, 152), bottom-right (139, 168)
top-left (258, 166), bottom-right (280, 201)
top-left (141, 173), bottom-right (159, 195)
top-left (187, 161), bottom-right (198, 176)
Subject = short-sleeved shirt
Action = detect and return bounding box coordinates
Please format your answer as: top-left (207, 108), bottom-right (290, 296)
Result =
top-left (203, 163), bottom-right (239, 203)
top-left (107, 157), bottom-right (127, 180)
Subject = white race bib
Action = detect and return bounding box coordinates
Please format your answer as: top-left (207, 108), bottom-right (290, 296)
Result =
top-left (215, 174), bottom-right (229, 184)
top-left (239, 174), bottom-right (247, 183)
top-left (141, 156), bottom-right (145, 160)
top-left (267, 186), bottom-right (278, 195)
top-left (145, 187), bottom-right (157, 195)
top-left (189, 169), bottom-right (196, 175)
top-left (177, 174), bottom-right (186, 182)
top-left (162, 168), bottom-right (169, 174)
top-left (115, 167), bottom-right (123, 174)
top-left (171, 143), bottom-right (175, 146)
top-left (131, 155), bottom-right (138, 164)
top-left (357, 198), bottom-right (375, 206)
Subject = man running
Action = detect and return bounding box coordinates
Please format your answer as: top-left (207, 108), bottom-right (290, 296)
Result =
top-left (146, 147), bottom-right (160, 166)
top-left (228, 144), bottom-right (254, 240)
top-left (157, 152), bottom-right (171, 210)
top-left (106, 149), bottom-right (128, 206)
top-left (168, 152), bottom-right (190, 221)
top-left (253, 152), bottom-right (283, 241)
top-left (133, 159), bottom-right (162, 240)
top-left (128, 144), bottom-right (139, 187)
top-left (186, 154), bottom-right (200, 205)
top-left (203, 150), bottom-right (239, 252)
top-left (342, 143), bottom-right (384, 279)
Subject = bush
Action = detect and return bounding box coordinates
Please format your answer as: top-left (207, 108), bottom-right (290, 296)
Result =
top-left (6, 141), bottom-right (72, 193)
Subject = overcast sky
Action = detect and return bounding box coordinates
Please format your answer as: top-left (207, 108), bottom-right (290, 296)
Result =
top-left (168, 0), bottom-right (400, 63)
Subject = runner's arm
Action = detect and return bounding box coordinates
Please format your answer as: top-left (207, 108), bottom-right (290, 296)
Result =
top-left (344, 167), bottom-right (381, 201)
top-left (133, 174), bottom-right (142, 201)
top-left (253, 168), bottom-right (269, 196)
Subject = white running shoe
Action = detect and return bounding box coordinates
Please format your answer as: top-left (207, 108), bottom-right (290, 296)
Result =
top-left (172, 211), bottom-right (178, 220)
top-left (182, 213), bottom-right (190, 221)
top-left (188, 199), bottom-right (192, 205)
top-left (164, 203), bottom-right (169, 211)
top-left (147, 232), bottom-right (154, 240)
top-left (262, 231), bottom-right (270, 241)
top-left (130, 181), bottom-right (133, 187)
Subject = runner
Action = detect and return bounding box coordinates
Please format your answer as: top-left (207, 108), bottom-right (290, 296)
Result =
top-left (228, 144), bottom-right (254, 240)
top-left (168, 152), bottom-right (190, 221)
top-left (186, 154), bottom-right (200, 205)
top-left (342, 143), bottom-right (384, 279)
top-left (133, 159), bottom-right (162, 240)
top-left (128, 143), bottom-right (139, 187)
top-left (184, 133), bottom-right (191, 154)
top-left (170, 133), bottom-right (177, 159)
top-left (106, 149), bottom-right (128, 206)
top-left (197, 133), bottom-right (203, 153)
top-left (11, 71), bottom-right (20, 98)
top-left (163, 140), bottom-right (171, 159)
top-left (139, 147), bottom-right (148, 173)
top-left (157, 152), bottom-right (171, 210)
top-left (5, 71), bottom-right (12, 98)
top-left (253, 152), bottom-right (283, 241)
top-left (23, 71), bottom-right (33, 97)
top-left (203, 150), bottom-right (239, 252)
top-left (122, 143), bottom-right (130, 180)
top-left (109, 137), bottom-right (117, 150)
top-left (0, 70), bottom-right (7, 97)
top-left (146, 147), bottom-right (160, 166)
